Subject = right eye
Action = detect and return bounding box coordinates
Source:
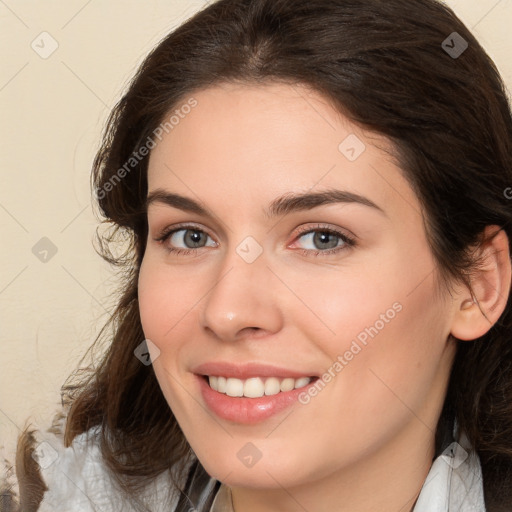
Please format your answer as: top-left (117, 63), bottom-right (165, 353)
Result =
top-left (155, 225), bottom-right (217, 255)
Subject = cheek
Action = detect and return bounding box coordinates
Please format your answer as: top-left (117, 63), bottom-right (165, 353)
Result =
top-left (280, 257), bottom-right (404, 356)
top-left (292, 243), bottom-right (447, 405)
top-left (327, 279), bottom-right (447, 424)
top-left (137, 257), bottom-right (198, 414)
top-left (137, 256), bottom-right (193, 349)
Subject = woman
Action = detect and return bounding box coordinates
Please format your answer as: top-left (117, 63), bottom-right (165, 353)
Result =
top-left (11, 0), bottom-right (512, 510)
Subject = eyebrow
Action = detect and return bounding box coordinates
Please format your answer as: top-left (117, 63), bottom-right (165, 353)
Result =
top-left (145, 188), bottom-right (386, 218)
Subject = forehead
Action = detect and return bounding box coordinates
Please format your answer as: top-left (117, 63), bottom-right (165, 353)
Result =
top-left (146, 82), bottom-right (421, 222)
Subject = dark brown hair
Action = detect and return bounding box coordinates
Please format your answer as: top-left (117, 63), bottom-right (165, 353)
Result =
top-left (14, 0), bottom-right (512, 510)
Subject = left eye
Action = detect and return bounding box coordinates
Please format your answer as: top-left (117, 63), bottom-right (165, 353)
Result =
top-left (291, 227), bottom-right (355, 255)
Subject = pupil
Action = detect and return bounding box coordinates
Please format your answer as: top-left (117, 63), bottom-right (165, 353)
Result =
top-left (186, 230), bottom-right (204, 247)
top-left (314, 231), bottom-right (337, 250)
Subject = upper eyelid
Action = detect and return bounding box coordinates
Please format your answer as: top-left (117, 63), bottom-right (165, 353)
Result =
top-left (295, 223), bottom-right (355, 236)
top-left (147, 208), bottom-right (229, 238)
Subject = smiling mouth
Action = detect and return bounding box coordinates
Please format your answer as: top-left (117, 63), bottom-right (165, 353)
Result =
top-left (202, 375), bottom-right (318, 398)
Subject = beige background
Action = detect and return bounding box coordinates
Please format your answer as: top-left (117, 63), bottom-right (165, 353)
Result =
top-left (1, 0), bottom-right (511, 464)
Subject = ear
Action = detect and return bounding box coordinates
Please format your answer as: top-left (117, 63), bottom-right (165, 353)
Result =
top-left (450, 225), bottom-right (511, 341)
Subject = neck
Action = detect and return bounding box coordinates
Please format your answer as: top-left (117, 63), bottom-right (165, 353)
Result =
top-left (229, 419), bottom-right (436, 512)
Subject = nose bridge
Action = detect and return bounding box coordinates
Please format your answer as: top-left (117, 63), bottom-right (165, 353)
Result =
top-left (199, 235), bottom-right (282, 341)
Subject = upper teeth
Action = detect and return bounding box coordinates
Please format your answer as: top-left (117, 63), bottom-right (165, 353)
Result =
top-left (208, 376), bottom-right (312, 398)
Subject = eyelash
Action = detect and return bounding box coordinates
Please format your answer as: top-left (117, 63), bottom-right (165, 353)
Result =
top-left (154, 223), bottom-right (356, 258)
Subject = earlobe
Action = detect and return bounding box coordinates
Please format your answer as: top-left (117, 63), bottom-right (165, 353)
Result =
top-left (450, 226), bottom-right (511, 342)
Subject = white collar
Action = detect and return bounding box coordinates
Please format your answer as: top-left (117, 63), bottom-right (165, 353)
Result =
top-left (413, 428), bottom-right (485, 511)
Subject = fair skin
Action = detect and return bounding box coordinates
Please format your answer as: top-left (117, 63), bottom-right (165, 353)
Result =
top-left (137, 82), bottom-right (510, 512)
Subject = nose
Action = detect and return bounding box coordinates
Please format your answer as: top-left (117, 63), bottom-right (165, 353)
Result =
top-left (199, 244), bottom-right (283, 342)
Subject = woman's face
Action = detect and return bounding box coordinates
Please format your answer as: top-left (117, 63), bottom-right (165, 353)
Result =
top-left (138, 82), bottom-right (459, 490)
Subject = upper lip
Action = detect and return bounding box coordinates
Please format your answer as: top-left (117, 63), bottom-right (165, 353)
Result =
top-left (192, 361), bottom-right (318, 380)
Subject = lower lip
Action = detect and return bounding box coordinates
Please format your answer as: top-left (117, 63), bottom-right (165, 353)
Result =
top-left (197, 375), bottom-right (317, 424)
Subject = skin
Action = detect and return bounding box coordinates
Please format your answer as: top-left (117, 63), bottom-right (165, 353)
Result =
top-left (137, 82), bottom-right (511, 512)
